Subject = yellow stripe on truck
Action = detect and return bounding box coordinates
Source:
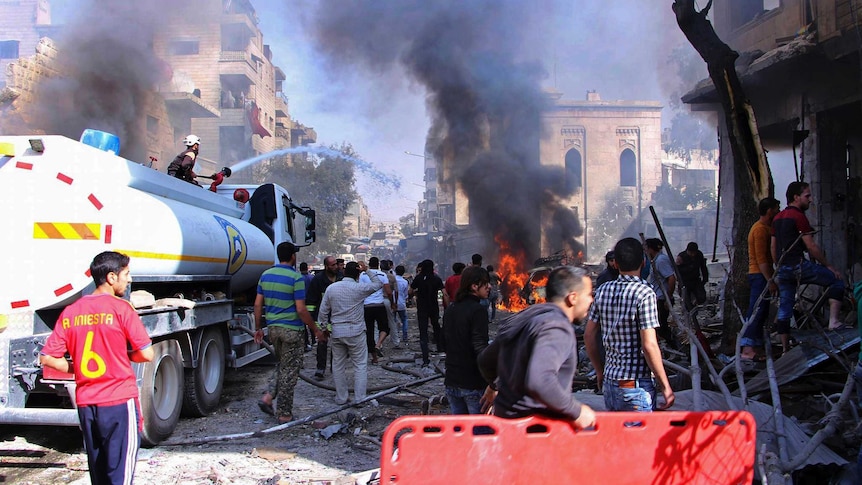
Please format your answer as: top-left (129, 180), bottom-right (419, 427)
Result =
top-left (33, 222), bottom-right (101, 240)
top-left (117, 249), bottom-right (272, 266)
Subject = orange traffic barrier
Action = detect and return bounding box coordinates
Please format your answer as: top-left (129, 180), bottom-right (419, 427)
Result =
top-left (380, 411), bottom-right (755, 484)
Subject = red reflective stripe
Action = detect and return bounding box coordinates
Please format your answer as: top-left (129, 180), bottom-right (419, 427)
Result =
top-left (15, 161), bottom-right (33, 170)
top-left (88, 194), bottom-right (103, 210)
top-left (104, 225), bottom-right (112, 243)
top-left (57, 173), bottom-right (73, 184)
top-left (11, 300), bottom-right (30, 309)
top-left (54, 284), bottom-right (73, 296)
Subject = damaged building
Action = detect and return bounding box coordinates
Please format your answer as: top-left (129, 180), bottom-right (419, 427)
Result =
top-left (684, 0), bottom-right (862, 279)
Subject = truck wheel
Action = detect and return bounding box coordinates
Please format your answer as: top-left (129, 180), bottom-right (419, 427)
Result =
top-left (140, 339), bottom-right (183, 447)
top-left (182, 326), bottom-right (226, 417)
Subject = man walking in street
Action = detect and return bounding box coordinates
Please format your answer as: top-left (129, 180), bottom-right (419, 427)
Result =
top-left (40, 251), bottom-right (154, 485)
top-left (359, 257), bottom-right (392, 364)
top-left (394, 265), bottom-right (410, 344)
top-left (253, 242), bottom-right (326, 423)
top-left (318, 262), bottom-right (384, 405)
top-left (381, 260), bottom-right (401, 348)
top-left (676, 242), bottom-right (709, 311)
top-left (306, 256), bottom-right (340, 380)
top-left (585, 237), bottom-right (675, 412)
top-left (740, 197), bottom-right (781, 361)
top-left (444, 262), bottom-right (466, 309)
top-left (477, 266), bottom-right (596, 428)
top-left (644, 238), bottom-right (679, 349)
top-left (772, 181), bottom-right (846, 352)
top-left (410, 259), bottom-right (448, 366)
top-left (444, 266), bottom-right (492, 414)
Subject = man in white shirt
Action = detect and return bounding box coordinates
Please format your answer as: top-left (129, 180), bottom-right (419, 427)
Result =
top-left (318, 262), bottom-right (385, 404)
top-left (394, 265), bottom-right (410, 343)
top-left (358, 257), bottom-right (393, 363)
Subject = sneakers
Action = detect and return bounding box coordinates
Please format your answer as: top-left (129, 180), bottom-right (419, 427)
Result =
top-left (313, 370), bottom-right (325, 381)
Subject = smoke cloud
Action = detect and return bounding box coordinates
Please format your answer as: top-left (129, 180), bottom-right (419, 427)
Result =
top-left (308, 0), bottom-right (584, 261)
top-left (28, 0), bottom-right (173, 161)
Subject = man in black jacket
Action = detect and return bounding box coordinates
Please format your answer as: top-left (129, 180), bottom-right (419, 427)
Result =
top-left (676, 242), bottom-right (709, 311)
top-left (443, 266), bottom-right (492, 414)
top-left (306, 256), bottom-right (340, 380)
top-left (478, 266), bottom-right (596, 428)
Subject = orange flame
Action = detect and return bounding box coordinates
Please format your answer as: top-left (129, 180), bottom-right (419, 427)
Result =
top-left (496, 235), bottom-right (531, 312)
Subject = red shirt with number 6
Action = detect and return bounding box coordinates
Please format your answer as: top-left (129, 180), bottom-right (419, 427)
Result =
top-left (42, 294), bottom-right (152, 406)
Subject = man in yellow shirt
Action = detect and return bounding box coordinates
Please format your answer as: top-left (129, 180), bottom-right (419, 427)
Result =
top-left (740, 197), bottom-right (780, 361)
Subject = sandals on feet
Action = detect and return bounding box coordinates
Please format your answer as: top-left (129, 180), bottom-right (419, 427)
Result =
top-left (257, 400), bottom-right (274, 416)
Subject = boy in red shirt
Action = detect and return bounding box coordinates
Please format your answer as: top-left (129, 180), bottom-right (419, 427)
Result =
top-left (41, 251), bottom-right (154, 484)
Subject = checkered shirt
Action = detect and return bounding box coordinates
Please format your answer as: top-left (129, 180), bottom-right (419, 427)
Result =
top-left (587, 274), bottom-right (660, 380)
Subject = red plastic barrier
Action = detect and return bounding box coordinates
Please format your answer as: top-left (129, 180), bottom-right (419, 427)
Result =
top-left (380, 411), bottom-right (755, 484)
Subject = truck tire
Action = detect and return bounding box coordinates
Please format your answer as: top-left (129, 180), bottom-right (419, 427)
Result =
top-left (182, 326), bottom-right (226, 417)
top-left (140, 339), bottom-right (183, 447)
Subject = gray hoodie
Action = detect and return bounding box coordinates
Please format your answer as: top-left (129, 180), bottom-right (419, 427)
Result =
top-left (477, 303), bottom-right (583, 420)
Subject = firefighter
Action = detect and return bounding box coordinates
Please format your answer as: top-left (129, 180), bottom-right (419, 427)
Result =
top-left (167, 135), bottom-right (201, 185)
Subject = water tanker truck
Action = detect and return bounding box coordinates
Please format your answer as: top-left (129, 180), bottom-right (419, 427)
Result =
top-left (0, 131), bottom-right (316, 445)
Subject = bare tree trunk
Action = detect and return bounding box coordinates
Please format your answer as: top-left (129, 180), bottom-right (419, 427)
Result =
top-left (672, 0), bottom-right (774, 352)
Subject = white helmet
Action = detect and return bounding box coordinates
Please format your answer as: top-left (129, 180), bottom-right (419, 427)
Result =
top-left (183, 134), bottom-right (201, 147)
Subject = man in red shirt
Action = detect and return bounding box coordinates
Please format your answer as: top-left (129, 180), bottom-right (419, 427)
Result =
top-left (41, 251), bottom-right (154, 485)
top-left (444, 262), bottom-right (466, 309)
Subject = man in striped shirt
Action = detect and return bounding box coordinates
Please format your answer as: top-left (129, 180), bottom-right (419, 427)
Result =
top-left (585, 237), bottom-right (675, 412)
top-left (254, 242), bottom-right (326, 423)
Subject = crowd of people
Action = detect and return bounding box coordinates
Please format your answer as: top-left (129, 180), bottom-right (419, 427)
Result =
top-left (42, 178), bottom-right (859, 483)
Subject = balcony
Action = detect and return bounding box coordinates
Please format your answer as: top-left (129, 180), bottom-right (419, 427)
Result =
top-left (275, 94), bottom-right (288, 118)
top-left (162, 91), bottom-right (220, 119)
top-left (219, 50), bottom-right (258, 86)
top-left (221, 13), bottom-right (257, 39)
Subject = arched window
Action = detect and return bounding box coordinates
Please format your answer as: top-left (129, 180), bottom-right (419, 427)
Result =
top-left (565, 149), bottom-right (582, 192)
top-left (620, 149), bottom-right (636, 187)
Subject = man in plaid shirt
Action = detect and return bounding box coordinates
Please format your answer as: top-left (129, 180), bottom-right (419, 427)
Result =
top-left (584, 237), bottom-right (675, 412)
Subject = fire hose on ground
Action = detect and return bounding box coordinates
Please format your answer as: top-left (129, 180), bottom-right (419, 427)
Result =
top-left (160, 372), bottom-right (443, 447)
top-left (160, 325), bottom-right (445, 447)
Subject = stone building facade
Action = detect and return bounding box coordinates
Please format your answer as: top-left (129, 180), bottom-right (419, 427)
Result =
top-left (539, 90), bottom-right (664, 259)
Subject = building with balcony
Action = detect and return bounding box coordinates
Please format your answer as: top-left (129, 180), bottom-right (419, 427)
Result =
top-left (152, 0), bottom-right (316, 180)
top-left (683, 0), bottom-right (862, 277)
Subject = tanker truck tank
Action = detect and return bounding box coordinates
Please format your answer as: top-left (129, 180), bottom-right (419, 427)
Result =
top-left (0, 134), bottom-right (279, 313)
top-left (0, 131), bottom-right (316, 445)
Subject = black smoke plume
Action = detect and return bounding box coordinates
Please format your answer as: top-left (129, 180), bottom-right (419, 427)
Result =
top-left (28, 0), bottom-right (173, 160)
top-left (308, 0), bottom-right (583, 262)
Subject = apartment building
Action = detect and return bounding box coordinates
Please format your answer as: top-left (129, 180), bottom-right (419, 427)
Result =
top-left (152, 0), bottom-right (315, 180)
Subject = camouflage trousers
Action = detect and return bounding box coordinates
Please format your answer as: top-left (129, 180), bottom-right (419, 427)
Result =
top-left (266, 326), bottom-right (304, 418)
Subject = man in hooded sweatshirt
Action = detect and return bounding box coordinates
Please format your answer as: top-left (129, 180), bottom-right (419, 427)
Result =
top-left (477, 266), bottom-right (596, 429)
